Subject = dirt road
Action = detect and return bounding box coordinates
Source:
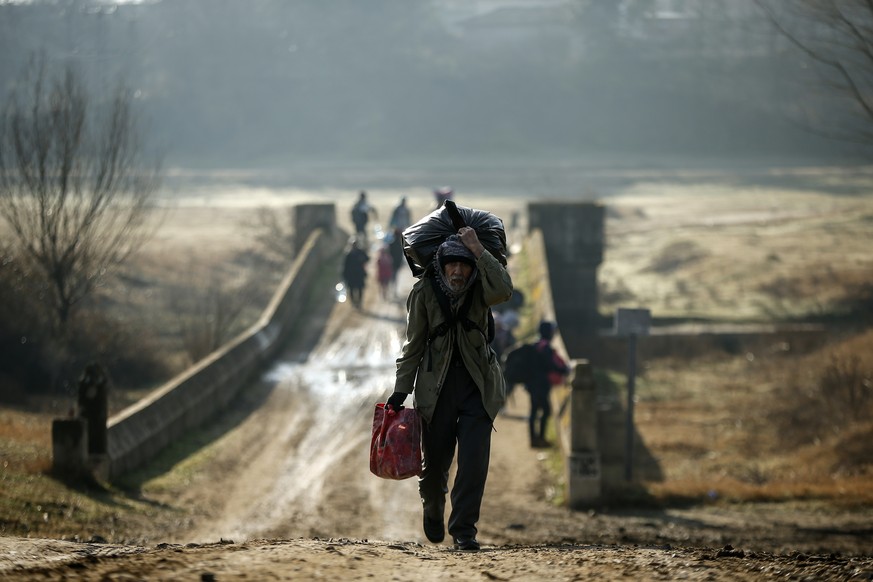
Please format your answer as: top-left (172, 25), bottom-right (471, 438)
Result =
top-left (2, 263), bottom-right (872, 580)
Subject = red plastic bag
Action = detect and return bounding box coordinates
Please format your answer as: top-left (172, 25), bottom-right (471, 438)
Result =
top-left (370, 403), bottom-right (422, 480)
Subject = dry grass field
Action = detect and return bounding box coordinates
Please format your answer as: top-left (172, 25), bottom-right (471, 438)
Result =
top-left (595, 178), bottom-right (873, 505)
top-left (1, 170), bottom-right (872, 541)
top-left (600, 183), bottom-right (873, 320)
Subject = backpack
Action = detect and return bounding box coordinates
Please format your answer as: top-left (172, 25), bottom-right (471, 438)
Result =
top-left (503, 343), bottom-right (541, 386)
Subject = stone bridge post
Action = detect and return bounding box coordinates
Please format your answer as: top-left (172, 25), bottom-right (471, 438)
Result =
top-left (528, 202), bottom-right (604, 353)
top-left (293, 204), bottom-right (337, 253)
top-left (566, 360), bottom-right (601, 506)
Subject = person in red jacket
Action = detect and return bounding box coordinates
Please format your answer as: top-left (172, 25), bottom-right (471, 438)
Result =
top-left (525, 320), bottom-right (570, 448)
top-left (376, 245), bottom-right (394, 300)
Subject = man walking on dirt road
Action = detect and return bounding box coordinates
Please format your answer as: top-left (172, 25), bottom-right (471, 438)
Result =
top-left (386, 226), bottom-right (513, 551)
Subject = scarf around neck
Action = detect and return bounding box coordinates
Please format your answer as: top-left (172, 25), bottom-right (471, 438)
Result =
top-left (432, 252), bottom-right (478, 306)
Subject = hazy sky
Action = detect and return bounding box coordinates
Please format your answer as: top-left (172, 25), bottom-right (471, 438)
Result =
top-left (1, 0), bottom-right (863, 177)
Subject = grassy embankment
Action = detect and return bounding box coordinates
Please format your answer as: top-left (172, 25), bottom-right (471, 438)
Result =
top-left (513, 185), bottom-right (873, 507)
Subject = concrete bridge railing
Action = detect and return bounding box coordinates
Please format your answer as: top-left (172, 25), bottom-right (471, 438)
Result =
top-left (53, 204), bottom-right (345, 481)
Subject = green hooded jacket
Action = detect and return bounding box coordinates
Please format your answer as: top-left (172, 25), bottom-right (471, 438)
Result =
top-left (394, 250), bottom-right (513, 424)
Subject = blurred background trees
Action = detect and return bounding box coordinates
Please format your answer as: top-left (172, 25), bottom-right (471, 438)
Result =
top-left (0, 55), bottom-right (162, 396)
top-left (756, 0), bottom-right (873, 152)
top-left (0, 0), bottom-right (864, 170)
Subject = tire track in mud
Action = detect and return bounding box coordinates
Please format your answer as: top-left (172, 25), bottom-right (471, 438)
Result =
top-left (256, 319), bottom-right (407, 539)
top-left (187, 274), bottom-right (424, 543)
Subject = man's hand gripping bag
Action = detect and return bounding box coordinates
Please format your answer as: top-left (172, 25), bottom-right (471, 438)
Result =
top-left (370, 403), bottom-right (423, 480)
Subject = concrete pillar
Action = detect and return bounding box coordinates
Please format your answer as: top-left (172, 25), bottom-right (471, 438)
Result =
top-left (528, 202), bottom-right (604, 353)
top-left (293, 203), bottom-right (336, 253)
top-left (598, 404), bottom-right (627, 488)
top-left (52, 418), bottom-right (88, 476)
top-left (565, 361), bottom-right (601, 507)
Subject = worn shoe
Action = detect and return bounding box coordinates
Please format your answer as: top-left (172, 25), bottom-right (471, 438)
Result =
top-left (422, 503), bottom-right (445, 543)
top-left (531, 437), bottom-right (551, 449)
top-left (453, 537), bottom-right (480, 551)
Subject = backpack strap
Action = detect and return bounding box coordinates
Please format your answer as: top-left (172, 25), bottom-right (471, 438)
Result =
top-left (426, 274), bottom-right (493, 345)
top-left (421, 275), bottom-right (450, 372)
top-left (428, 275), bottom-right (454, 339)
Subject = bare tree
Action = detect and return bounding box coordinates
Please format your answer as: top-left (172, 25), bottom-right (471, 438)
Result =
top-left (0, 57), bottom-right (161, 333)
top-left (755, 0), bottom-right (873, 148)
top-left (166, 269), bottom-right (259, 364)
top-left (244, 206), bottom-right (296, 267)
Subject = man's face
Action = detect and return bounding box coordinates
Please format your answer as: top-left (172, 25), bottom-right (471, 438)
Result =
top-left (443, 261), bottom-right (473, 292)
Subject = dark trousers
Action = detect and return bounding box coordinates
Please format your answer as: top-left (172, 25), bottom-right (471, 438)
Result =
top-left (348, 285), bottom-right (363, 307)
top-left (527, 381), bottom-right (551, 444)
top-left (419, 361), bottom-right (492, 540)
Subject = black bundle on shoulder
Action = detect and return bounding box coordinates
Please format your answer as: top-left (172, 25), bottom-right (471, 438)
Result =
top-left (401, 200), bottom-right (507, 278)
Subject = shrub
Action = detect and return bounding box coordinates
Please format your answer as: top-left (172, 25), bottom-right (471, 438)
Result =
top-left (164, 266), bottom-right (264, 365)
top-left (774, 331), bottom-right (873, 451)
top-left (1, 244), bottom-right (172, 407)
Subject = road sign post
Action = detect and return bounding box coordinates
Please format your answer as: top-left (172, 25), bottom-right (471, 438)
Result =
top-left (614, 308), bottom-right (651, 482)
